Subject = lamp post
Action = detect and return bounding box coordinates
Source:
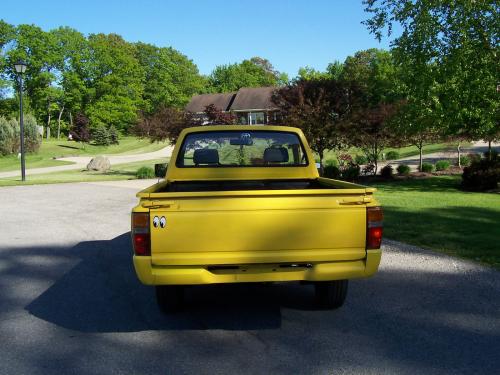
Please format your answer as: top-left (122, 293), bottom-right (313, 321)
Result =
top-left (14, 60), bottom-right (27, 181)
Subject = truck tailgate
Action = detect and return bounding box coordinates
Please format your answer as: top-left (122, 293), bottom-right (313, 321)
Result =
top-left (148, 193), bottom-right (368, 266)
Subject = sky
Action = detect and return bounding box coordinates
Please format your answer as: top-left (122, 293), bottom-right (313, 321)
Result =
top-left (1, 0), bottom-right (395, 77)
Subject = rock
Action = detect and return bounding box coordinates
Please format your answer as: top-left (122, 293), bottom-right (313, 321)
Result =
top-left (86, 156), bottom-right (111, 172)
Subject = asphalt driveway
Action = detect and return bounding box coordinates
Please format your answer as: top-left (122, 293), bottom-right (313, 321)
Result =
top-left (0, 181), bottom-right (499, 375)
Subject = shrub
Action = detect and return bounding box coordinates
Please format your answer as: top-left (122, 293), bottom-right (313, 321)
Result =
top-left (338, 153), bottom-right (360, 181)
top-left (380, 164), bottom-right (394, 178)
top-left (0, 117), bottom-right (14, 155)
top-left (355, 154), bottom-right (368, 165)
top-left (22, 114), bottom-right (41, 153)
top-left (462, 157), bottom-right (500, 191)
top-left (459, 155), bottom-right (471, 167)
top-left (9, 118), bottom-right (20, 153)
top-left (108, 125), bottom-right (119, 145)
top-left (435, 160), bottom-right (451, 171)
top-left (483, 149), bottom-right (499, 161)
top-left (323, 165), bottom-right (341, 179)
top-left (420, 163), bottom-right (434, 173)
top-left (362, 163), bottom-right (376, 176)
top-left (385, 151), bottom-right (400, 160)
top-left (154, 163), bottom-right (168, 178)
top-left (324, 158), bottom-right (338, 167)
top-left (136, 166), bottom-right (155, 179)
top-left (397, 164), bottom-right (411, 175)
top-left (342, 165), bottom-right (360, 181)
top-left (92, 125), bottom-right (111, 146)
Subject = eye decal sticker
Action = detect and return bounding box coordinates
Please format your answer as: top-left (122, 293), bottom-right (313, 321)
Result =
top-left (153, 216), bottom-right (159, 228)
top-left (159, 216), bottom-right (166, 228)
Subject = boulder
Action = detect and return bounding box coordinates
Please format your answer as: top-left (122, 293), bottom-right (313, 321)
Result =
top-left (86, 156), bottom-right (111, 172)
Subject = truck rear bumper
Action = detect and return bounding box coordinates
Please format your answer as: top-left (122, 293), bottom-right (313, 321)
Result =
top-left (133, 250), bottom-right (381, 285)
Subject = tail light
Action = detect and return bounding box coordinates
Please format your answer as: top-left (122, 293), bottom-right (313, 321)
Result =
top-left (132, 212), bottom-right (150, 256)
top-left (367, 206), bottom-right (383, 249)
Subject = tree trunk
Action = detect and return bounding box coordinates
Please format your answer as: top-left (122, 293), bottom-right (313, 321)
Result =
top-left (457, 143), bottom-right (461, 168)
top-left (418, 144), bottom-right (423, 172)
top-left (46, 100), bottom-right (51, 140)
top-left (488, 140), bottom-right (492, 161)
top-left (57, 105), bottom-right (65, 140)
top-left (69, 111), bottom-right (73, 127)
top-left (318, 150), bottom-right (324, 174)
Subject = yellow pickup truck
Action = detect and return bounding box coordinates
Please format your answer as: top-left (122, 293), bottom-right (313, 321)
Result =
top-left (131, 125), bottom-right (382, 312)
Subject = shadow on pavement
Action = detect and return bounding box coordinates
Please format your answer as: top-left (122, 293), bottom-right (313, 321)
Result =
top-left (0, 232), bottom-right (498, 374)
top-left (22, 233), bottom-right (321, 332)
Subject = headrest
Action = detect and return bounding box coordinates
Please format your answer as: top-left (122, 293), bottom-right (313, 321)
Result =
top-left (193, 149), bottom-right (219, 165)
top-left (263, 147), bottom-right (289, 163)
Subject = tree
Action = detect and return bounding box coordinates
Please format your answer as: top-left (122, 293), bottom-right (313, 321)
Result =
top-left (85, 33), bottom-right (144, 132)
top-left (71, 112), bottom-right (90, 148)
top-left (207, 58), bottom-right (281, 92)
top-left (202, 104), bottom-right (236, 125)
top-left (363, 0), bottom-right (499, 153)
top-left (135, 42), bottom-right (205, 114)
top-left (0, 21), bottom-right (15, 109)
top-left (272, 78), bottom-right (356, 166)
top-left (350, 103), bottom-right (401, 174)
top-left (50, 27), bottom-right (90, 138)
top-left (6, 24), bottom-right (60, 135)
top-left (135, 106), bottom-right (186, 143)
top-left (340, 49), bottom-right (403, 173)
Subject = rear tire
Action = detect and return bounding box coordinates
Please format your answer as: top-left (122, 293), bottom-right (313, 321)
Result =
top-left (314, 280), bottom-right (348, 309)
top-left (156, 285), bottom-right (184, 313)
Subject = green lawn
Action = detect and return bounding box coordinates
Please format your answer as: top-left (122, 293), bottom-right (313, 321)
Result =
top-left (370, 176), bottom-right (500, 269)
top-left (321, 142), bottom-right (466, 164)
top-left (0, 158), bottom-right (169, 186)
top-left (0, 137), bottom-right (169, 172)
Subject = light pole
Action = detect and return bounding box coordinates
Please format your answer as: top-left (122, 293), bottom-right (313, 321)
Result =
top-left (14, 60), bottom-right (27, 181)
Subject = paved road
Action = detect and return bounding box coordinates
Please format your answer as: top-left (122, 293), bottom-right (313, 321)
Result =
top-left (0, 181), bottom-right (499, 375)
top-left (0, 145), bottom-right (173, 179)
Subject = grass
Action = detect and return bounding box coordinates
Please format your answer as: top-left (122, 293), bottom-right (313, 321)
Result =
top-left (0, 158), bottom-right (169, 186)
top-left (369, 176), bottom-right (500, 269)
top-left (0, 137), bottom-right (169, 172)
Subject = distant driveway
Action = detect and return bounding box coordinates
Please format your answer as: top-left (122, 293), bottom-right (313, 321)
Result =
top-left (380, 141), bottom-right (500, 171)
top-left (0, 145), bottom-right (173, 179)
top-left (0, 181), bottom-right (499, 375)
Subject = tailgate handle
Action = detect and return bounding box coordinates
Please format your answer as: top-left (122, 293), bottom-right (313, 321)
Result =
top-left (141, 201), bottom-right (177, 209)
top-left (339, 196), bottom-right (372, 205)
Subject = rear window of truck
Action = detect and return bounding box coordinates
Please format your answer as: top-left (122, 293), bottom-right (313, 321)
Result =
top-left (176, 130), bottom-right (309, 168)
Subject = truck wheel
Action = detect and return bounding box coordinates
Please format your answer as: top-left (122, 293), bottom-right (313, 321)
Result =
top-left (314, 280), bottom-right (348, 309)
top-left (155, 285), bottom-right (184, 313)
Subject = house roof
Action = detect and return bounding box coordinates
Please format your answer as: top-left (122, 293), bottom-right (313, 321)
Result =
top-left (185, 92), bottom-right (236, 113)
top-left (230, 87), bottom-right (278, 111)
top-left (185, 87), bottom-right (278, 113)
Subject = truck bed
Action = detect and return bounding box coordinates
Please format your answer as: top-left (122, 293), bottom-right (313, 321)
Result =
top-left (163, 179), bottom-right (332, 192)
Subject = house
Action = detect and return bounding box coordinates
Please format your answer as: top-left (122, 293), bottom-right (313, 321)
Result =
top-left (185, 87), bottom-right (280, 125)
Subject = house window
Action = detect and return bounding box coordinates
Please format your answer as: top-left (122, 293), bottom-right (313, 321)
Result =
top-left (249, 112), bottom-right (265, 125)
top-left (238, 113), bottom-right (248, 125)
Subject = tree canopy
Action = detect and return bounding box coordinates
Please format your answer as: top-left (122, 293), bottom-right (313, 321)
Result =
top-left (207, 57), bottom-right (286, 93)
top-left (363, 0), bottom-right (499, 143)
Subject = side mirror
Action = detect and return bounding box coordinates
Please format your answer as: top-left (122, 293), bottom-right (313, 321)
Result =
top-left (154, 163), bottom-right (168, 178)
